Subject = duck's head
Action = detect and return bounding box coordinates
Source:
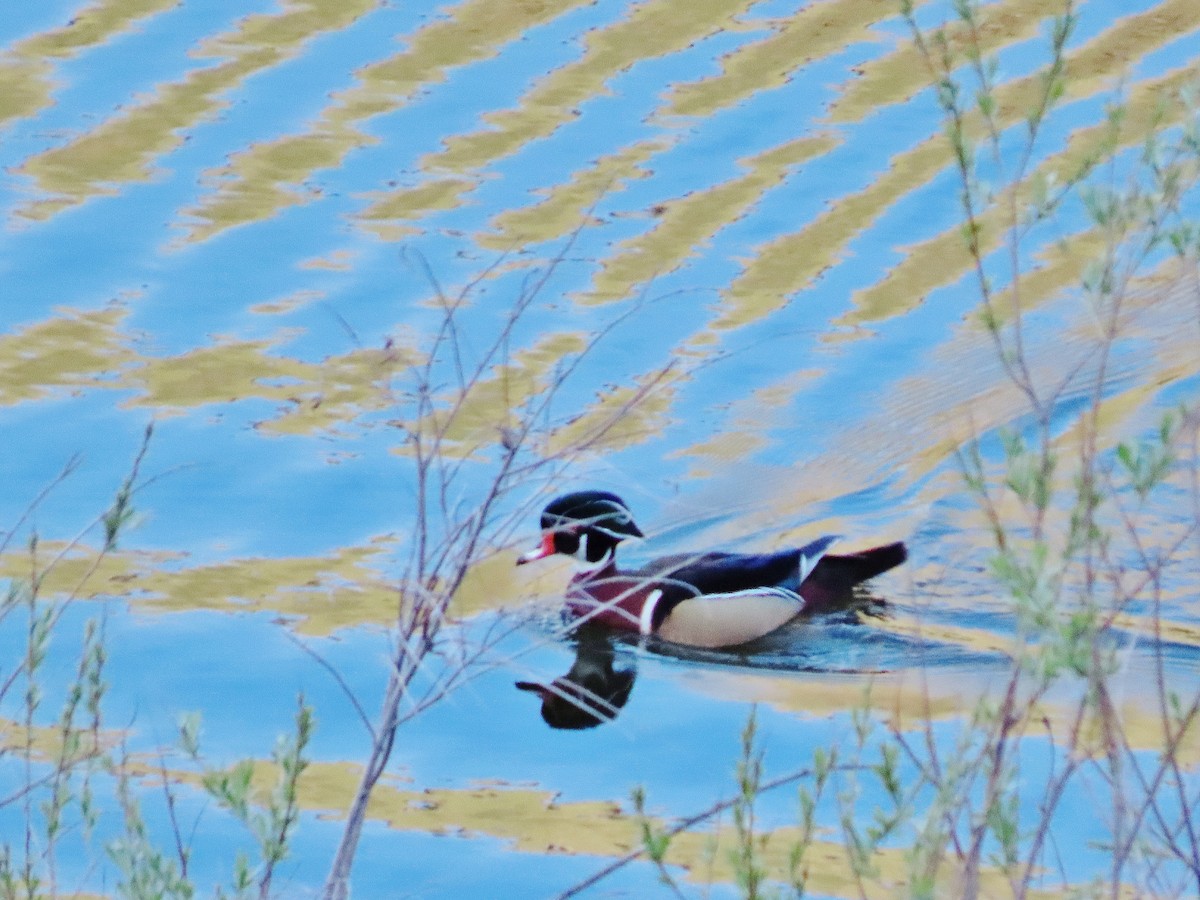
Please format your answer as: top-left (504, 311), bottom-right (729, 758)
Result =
top-left (516, 490), bottom-right (644, 569)
top-left (515, 669), bottom-right (635, 729)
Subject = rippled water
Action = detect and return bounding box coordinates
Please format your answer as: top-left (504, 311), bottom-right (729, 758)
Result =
top-left (2, 0), bottom-right (1199, 896)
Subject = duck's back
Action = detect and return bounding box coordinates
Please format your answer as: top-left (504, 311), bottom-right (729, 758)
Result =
top-left (634, 540), bottom-right (833, 596)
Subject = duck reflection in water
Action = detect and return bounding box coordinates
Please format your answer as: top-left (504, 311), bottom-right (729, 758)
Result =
top-left (516, 628), bottom-right (636, 730)
top-left (516, 586), bottom-right (889, 730)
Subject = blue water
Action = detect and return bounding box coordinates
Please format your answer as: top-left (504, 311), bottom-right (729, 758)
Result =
top-left (3, 0), bottom-right (1199, 896)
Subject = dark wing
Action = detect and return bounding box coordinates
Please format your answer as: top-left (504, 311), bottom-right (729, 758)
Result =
top-left (636, 547), bottom-right (810, 595)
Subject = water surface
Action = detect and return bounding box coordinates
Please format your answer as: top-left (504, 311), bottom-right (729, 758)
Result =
top-left (2, 0), bottom-right (1199, 896)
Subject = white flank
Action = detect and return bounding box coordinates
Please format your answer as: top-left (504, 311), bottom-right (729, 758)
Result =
top-left (656, 587), bottom-right (803, 648)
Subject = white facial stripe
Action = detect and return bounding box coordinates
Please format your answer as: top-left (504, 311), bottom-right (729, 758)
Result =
top-left (569, 538), bottom-right (614, 574)
top-left (639, 589), bottom-right (664, 635)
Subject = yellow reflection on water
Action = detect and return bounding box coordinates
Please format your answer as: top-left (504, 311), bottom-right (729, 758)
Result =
top-left (0, 304), bottom-right (134, 405)
top-left (17, 0), bottom-right (375, 221)
top-left (0, 0), bottom-right (177, 126)
top-left (194, 0), bottom-right (595, 243)
top-left (582, 135), bottom-right (837, 306)
top-left (666, 0), bottom-right (902, 119)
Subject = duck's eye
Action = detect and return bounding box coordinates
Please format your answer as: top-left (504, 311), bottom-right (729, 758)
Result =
top-left (554, 530), bottom-right (580, 555)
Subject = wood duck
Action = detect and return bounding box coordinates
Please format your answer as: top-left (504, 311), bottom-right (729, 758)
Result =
top-left (517, 490), bottom-right (907, 649)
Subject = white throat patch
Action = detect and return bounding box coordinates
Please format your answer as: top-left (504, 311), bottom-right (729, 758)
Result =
top-left (569, 534), bottom-right (614, 574)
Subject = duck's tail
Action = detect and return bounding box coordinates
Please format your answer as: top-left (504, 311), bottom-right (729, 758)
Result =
top-left (798, 542), bottom-right (907, 612)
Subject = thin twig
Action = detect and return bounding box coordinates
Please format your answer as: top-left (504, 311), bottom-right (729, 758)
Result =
top-left (555, 763), bottom-right (866, 900)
